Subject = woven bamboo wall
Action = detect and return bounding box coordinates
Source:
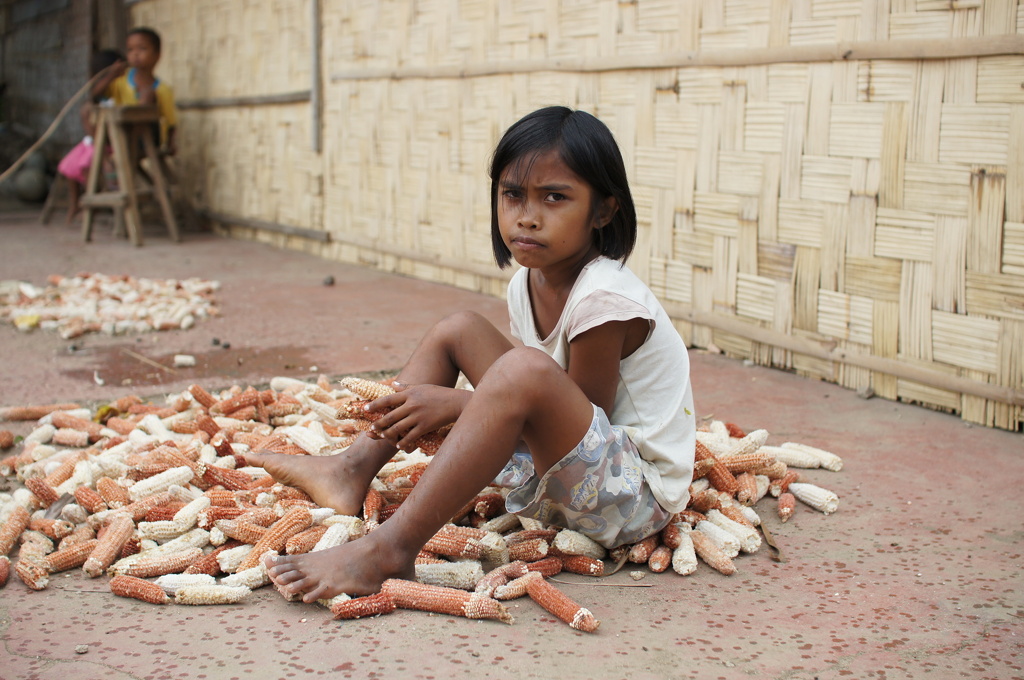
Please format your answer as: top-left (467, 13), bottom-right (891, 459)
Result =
top-left (131, 0), bottom-right (1024, 430)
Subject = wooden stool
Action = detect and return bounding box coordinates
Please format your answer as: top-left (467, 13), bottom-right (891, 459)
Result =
top-left (81, 105), bottom-right (180, 246)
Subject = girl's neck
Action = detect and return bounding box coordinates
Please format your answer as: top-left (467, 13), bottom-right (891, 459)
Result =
top-left (529, 245), bottom-right (600, 294)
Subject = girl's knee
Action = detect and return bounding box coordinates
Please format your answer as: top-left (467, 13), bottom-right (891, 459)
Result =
top-left (435, 310), bottom-right (492, 337)
top-left (488, 347), bottom-right (563, 387)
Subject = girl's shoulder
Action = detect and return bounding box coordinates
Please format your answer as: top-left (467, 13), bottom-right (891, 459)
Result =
top-left (575, 257), bottom-right (649, 298)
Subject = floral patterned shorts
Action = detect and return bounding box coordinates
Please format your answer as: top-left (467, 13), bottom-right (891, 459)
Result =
top-left (492, 404), bottom-right (672, 549)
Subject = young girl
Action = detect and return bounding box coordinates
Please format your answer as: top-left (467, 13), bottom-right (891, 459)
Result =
top-left (246, 106), bottom-right (696, 602)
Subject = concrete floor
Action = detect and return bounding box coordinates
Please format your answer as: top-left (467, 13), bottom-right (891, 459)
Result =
top-left (1, 209), bottom-right (1022, 680)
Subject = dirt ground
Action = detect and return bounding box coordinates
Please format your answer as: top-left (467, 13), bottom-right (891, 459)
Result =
top-left (1, 207), bottom-right (1022, 680)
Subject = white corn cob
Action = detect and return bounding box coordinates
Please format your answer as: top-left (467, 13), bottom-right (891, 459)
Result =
top-left (128, 466), bottom-right (194, 502)
top-left (339, 377), bottom-right (394, 400)
top-left (154, 573), bottom-right (217, 594)
top-left (61, 503), bottom-right (89, 525)
top-left (553, 530), bottom-right (606, 560)
top-left (29, 444), bottom-right (57, 462)
top-left (689, 477), bottom-right (710, 494)
top-left (222, 563), bottom-right (271, 589)
top-left (695, 430), bottom-right (731, 457)
top-left (317, 593), bottom-right (351, 609)
top-left (309, 507), bottom-right (336, 525)
top-left (707, 509), bottom-right (761, 553)
top-left (137, 519), bottom-right (189, 543)
top-left (709, 420), bottom-right (730, 438)
top-left (754, 475), bottom-right (771, 503)
top-left (518, 517), bottom-right (547, 531)
top-left (175, 584), bottom-right (250, 605)
top-left (725, 429), bottom-right (769, 457)
top-left (478, 531), bottom-right (510, 565)
top-left (480, 513), bottom-right (521, 534)
top-left (671, 527), bottom-right (698, 576)
top-left (415, 561), bottom-right (485, 590)
top-left (209, 526), bottom-right (228, 546)
top-left (270, 376), bottom-right (312, 392)
top-left (789, 482), bottom-right (839, 514)
top-left (780, 442), bottom-right (843, 471)
top-left (137, 414), bottom-right (176, 442)
top-left (54, 460), bottom-right (96, 495)
top-left (297, 393), bottom-right (344, 425)
top-left (695, 520), bottom-right (740, 558)
top-left (216, 544), bottom-right (254, 573)
top-left (760, 445), bottom-right (821, 469)
top-left (25, 424), bottom-right (56, 446)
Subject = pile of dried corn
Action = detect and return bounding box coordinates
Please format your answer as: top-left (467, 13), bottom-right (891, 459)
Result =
top-left (0, 273), bottom-right (219, 338)
top-left (0, 375), bottom-right (841, 632)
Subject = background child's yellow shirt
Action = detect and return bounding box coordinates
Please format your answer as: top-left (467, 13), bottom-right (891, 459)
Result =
top-left (105, 69), bottom-right (178, 145)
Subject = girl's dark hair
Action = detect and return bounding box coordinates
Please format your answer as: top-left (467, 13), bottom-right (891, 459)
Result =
top-left (489, 106), bottom-right (637, 268)
top-left (90, 49), bottom-right (124, 77)
top-left (129, 27), bottom-right (162, 53)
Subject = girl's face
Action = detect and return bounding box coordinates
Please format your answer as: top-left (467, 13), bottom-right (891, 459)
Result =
top-left (126, 33), bottom-right (159, 72)
top-left (498, 150), bottom-right (615, 273)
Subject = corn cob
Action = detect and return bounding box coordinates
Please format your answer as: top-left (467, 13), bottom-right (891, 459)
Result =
top-left (671, 529), bottom-right (698, 575)
top-left (696, 520), bottom-right (737, 557)
top-left (108, 574), bottom-right (170, 604)
top-left (120, 535), bottom-right (142, 559)
top-left (735, 472), bottom-right (759, 506)
top-left (72, 487), bottom-right (107, 514)
top-left (660, 522), bottom-right (684, 550)
top-left (83, 513), bottom-right (134, 577)
top-left (236, 506), bottom-right (312, 572)
top-left (0, 430), bottom-right (13, 450)
top-left (522, 571), bottom-right (600, 632)
top-left (43, 451), bottom-right (89, 487)
top-left (724, 428), bottom-right (769, 457)
top-left (552, 529), bottom-right (606, 560)
top-left (493, 571), bottom-right (535, 600)
top-left (505, 528), bottom-right (558, 546)
top-left (724, 422), bottom-right (746, 438)
top-left (475, 561), bottom-right (529, 597)
top-left (312, 520), bottom-right (362, 552)
top-left (214, 543), bottom-right (254, 573)
top-left (769, 469), bottom-right (802, 497)
top-left (51, 428), bottom-right (90, 448)
top-left (153, 573), bottom-right (217, 593)
top-left (96, 477), bottom-right (131, 508)
top-left (60, 524), bottom-right (96, 549)
top-left (695, 441), bottom-right (739, 496)
top-left (0, 403), bottom-right (80, 421)
top-left (778, 492), bottom-right (796, 522)
top-left (184, 544), bottom-right (233, 575)
top-left (780, 442), bottom-right (844, 471)
top-left (18, 531), bottom-right (54, 562)
top-left (524, 556), bottom-right (564, 577)
top-left (332, 592), bottom-right (397, 620)
top-left (647, 545), bottom-right (673, 573)
top-left (24, 478), bottom-right (60, 508)
top-left (28, 518), bottom-right (74, 542)
top-left (707, 509), bottom-right (761, 553)
top-left (690, 529), bottom-right (736, 575)
top-left (717, 504), bottom-right (755, 529)
top-left (116, 547), bottom-right (204, 578)
top-left (423, 529), bottom-right (484, 560)
top-left (628, 535), bottom-right (659, 563)
top-left (43, 539), bottom-right (99, 573)
top-left (0, 555), bottom-right (9, 586)
top-left (187, 384), bottom-right (217, 410)
top-left (25, 423), bottom-right (56, 445)
top-left (285, 525), bottom-right (328, 554)
top-left (15, 559), bottom-right (50, 589)
top-left (340, 377), bottom-right (395, 401)
top-left (789, 482), bottom-right (839, 514)
top-left (221, 563), bottom-right (271, 589)
top-left (560, 554), bottom-right (605, 576)
top-left (201, 465), bottom-right (254, 491)
top-left (722, 450), bottom-right (777, 475)
top-left (480, 512), bottom-right (521, 534)
top-left (204, 488), bottom-right (241, 507)
top-left (381, 578), bottom-right (514, 624)
top-left (415, 550), bottom-right (447, 565)
top-left (508, 537), bottom-right (549, 563)
top-left (415, 560), bottom-right (485, 590)
top-left (127, 466), bottom-right (193, 502)
top-left (175, 584), bottom-right (250, 605)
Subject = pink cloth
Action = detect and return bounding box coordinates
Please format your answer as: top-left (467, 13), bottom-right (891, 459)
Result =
top-left (57, 138), bottom-right (94, 185)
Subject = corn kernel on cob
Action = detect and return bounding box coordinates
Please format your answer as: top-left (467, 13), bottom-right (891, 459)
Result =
top-left (176, 584), bottom-right (250, 605)
top-left (788, 482), bottom-right (839, 514)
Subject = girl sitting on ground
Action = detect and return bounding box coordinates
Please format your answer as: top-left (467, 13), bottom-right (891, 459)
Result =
top-left (245, 106), bottom-right (697, 602)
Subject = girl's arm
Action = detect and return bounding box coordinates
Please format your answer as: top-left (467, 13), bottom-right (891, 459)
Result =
top-left (566, 318), bottom-right (649, 415)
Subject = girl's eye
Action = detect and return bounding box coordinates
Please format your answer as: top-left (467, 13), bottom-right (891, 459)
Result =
top-left (502, 189), bottom-right (522, 200)
top-left (546, 193), bottom-right (566, 202)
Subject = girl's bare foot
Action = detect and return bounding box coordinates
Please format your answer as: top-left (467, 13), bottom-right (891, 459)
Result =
top-left (243, 449), bottom-right (368, 516)
top-left (265, 530), bottom-right (416, 602)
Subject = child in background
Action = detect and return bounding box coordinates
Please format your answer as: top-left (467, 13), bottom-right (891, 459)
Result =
top-left (56, 49), bottom-right (125, 223)
top-left (245, 106), bottom-right (697, 602)
top-left (105, 27), bottom-right (178, 155)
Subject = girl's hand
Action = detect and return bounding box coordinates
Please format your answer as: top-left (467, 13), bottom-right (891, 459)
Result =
top-left (365, 383), bottom-right (468, 451)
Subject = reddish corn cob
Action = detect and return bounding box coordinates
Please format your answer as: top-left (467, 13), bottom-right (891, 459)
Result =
top-left (216, 519), bottom-right (268, 544)
top-left (43, 539), bottom-right (99, 573)
top-left (660, 523), bottom-right (683, 550)
top-left (524, 556), bottom-right (563, 577)
top-left (695, 441), bottom-right (739, 496)
top-left (51, 428), bottom-right (90, 448)
top-left (83, 513), bottom-right (135, 577)
top-left (127, 405), bottom-right (176, 418)
top-left (205, 488), bottom-right (241, 507)
top-left (648, 545), bottom-right (673, 573)
top-left (188, 384), bottom-right (217, 410)
top-left (51, 411), bottom-right (104, 437)
top-left (105, 417), bottom-right (138, 435)
top-left (505, 528), bottom-right (558, 546)
top-left (74, 486), bottom-right (108, 514)
top-left (628, 535), bottom-right (660, 564)
top-left (198, 506), bottom-right (246, 529)
top-left (561, 555), bottom-right (605, 576)
top-left (116, 547), bottom-right (204, 578)
top-left (183, 544), bottom-right (234, 576)
top-left (777, 492), bottom-right (796, 522)
top-left (722, 451), bottom-right (776, 474)
top-left (43, 450), bottom-right (89, 487)
top-left (211, 388), bottom-right (264, 416)
top-left (24, 478), bottom-right (60, 508)
top-left (0, 556), bottom-right (9, 586)
top-left (691, 457), bottom-right (715, 480)
top-left (332, 592), bottom-right (396, 619)
top-left (96, 477), bottom-right (132, 508)
top-left (718, 504), bottom-right (755, 528)
top-left (120, 535), bottom-right (141, 559)
top-left (475, 561), bottom-right (529, 596)
top-left (15, 559), bottom-right (50, 590)
top-left (60, 525), bottom-right (96, 549)
top-left (0, 403), bottom-right (80, 421)
top-left (522, 572), bottom-right (599, 632)
top-left (735, 472), bottom-right (759, 506)
top-left (0, 430), bottom-right (14, 449)
top-left (690, 529), bottom-right (736, 575)
top-left (28, 518), bottom-right (74, 542)
top-left (381, 579), bottom-right (514, 624)
top-left (285, 525), bottom-right (329, 555)
top-left (0, 506), bottom-right (31, 556)
top-left (236, 507), bottom-right (313, 572)
top-left (423, 532), bottom-right (483, 560)
top-left (677, 509), bottom-right (708, 526)
top-left (240, 508), bottom-right (279, 527)
top-left (415, 550), bottom-right (447, 565)
top-left (109, 574), bottom-right (170, 604)
top-left (143, 505), bottom-right (186, 523)
top-left (725, 422), bottom-right (746, 438)
top-left (508, 538), bottom-right (549, 563)
top-left (202, 465), bottom-right (253, 491)
top-left (769, 470), bottom-right (802, 497)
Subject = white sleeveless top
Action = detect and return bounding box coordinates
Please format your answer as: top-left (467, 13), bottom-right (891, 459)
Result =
top-left (507, 257), bottom-right (696, 513)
